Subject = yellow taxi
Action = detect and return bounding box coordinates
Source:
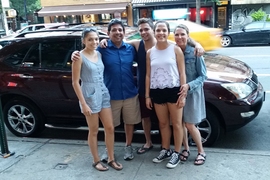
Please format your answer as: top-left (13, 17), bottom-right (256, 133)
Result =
top-left (167, 20), bottom-right (222, 51)
top-left (127, 20), bottom-right (222, 51)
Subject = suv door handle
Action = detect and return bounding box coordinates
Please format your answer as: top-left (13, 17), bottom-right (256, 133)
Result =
top-left (11, 74), bottom-right (33, 78)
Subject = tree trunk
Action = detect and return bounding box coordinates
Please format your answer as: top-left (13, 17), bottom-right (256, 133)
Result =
top-left (196, 0), bottom-right (201, 24)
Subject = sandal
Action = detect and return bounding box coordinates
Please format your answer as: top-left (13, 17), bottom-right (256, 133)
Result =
top-left (92, 161), bottom-right (109, 171)
top-left (194, 153), bottom-right (206, 165)
top-left (180, 149), bottom-right (190, 162)
top-left (137, 145), bottom-right (154, 154)
top-left (108, 160), bottom-right (123, 171)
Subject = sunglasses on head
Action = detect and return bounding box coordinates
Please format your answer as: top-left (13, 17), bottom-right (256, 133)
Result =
top-left (83, 27), bottom-right (97, 33)
top-left (109, 19), bottom-right (122, 24)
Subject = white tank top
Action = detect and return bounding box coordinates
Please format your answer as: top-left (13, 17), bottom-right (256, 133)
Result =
top-left (150, 44), bottom-right (180, 89)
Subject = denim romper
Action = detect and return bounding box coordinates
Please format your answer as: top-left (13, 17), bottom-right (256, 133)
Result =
top-left (79, 52), bottom-right (111, 113)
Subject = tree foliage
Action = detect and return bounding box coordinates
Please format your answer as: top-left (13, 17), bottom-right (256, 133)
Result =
top-left (251, 10), bottom-right (266, 21)
top-left (1, 0), bottom-right (41, 17)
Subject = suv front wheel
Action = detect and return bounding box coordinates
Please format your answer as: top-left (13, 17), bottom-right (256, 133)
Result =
top-left (3, 98), bottom-right (45, 137)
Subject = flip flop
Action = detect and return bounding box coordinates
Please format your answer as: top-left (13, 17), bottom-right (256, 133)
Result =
top-left (108, 160), bottom-right (123, 171)
top-left (92, 161), bottom-right (109, 171)
top-left (137, 145), bottom-right (154, 154)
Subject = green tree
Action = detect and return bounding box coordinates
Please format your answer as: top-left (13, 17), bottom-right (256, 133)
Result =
top-left (251, 10), bottom-right (266, 21)
top-left (9, 0), bottom-right (41, 18)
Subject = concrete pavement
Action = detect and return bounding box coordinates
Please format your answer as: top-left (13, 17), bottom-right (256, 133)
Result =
top-left (1, 136), bottom-right (270, 180)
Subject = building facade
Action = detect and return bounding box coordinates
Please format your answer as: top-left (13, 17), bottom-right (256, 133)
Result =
top-left (38, 0), bottom-right (133, 26)
top-left (230, 0), bottom-right (270, 29)
top-left (131, 0), bottom-right (232, 28)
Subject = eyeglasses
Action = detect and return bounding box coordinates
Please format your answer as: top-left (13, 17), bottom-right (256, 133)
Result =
top-left (83, 27), bottom-right (97, 33)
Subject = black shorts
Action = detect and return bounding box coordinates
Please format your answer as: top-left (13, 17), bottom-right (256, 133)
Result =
top-left (150, 87), bottom-right (180, 104)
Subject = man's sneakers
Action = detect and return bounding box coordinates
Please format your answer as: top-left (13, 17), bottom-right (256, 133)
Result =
top-left (166, 151), bottom-right (181, 169)
top-left (153, 148), bottom-right (173, 163)
top-left (153, 149), bottom-right (181, 169)
top-left (100, 148), bottom-right (108, 163)
top-left (102, 146), bottom-right (135, 161)
top-left (124, 145), bottom-right (134, 160)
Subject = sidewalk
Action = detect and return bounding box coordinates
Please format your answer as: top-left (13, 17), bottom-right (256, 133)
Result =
top-left (1, 137), bottom-right (270, 180)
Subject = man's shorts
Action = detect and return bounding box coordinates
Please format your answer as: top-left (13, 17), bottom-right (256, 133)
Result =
top-left (139, 96), bottom-right (152, 119)
top-left (150, 87), bottom-right (180, 104)
top-left (110, 94), bottom-right (141, 127)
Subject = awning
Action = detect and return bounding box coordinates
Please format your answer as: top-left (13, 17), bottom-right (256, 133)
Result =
top-left (37, 3), bottom-right (128, 17)
top-left (132, 0), bottom-right (195, 7)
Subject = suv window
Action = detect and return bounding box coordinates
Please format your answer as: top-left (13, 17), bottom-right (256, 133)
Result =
top-left (3, 39), bottom-right (77, 69)
top-left (3, 46), bottom-right (32, 67)
top-left (35, 25), bottom-right (45, 30)
top-left (39, 40), bottom-right (75, 69)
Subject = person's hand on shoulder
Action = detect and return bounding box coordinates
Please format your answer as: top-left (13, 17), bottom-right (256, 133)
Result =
top-left (99, 39), bottom-right (108, 48)
top-left (194, 42), bottom-right (205, 57)
top-left (71, 50), bottom-right (80, 62)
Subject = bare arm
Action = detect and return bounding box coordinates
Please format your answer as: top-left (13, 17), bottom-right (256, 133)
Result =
top-left (145, 49), bottom-right (152, 110)
top-left (174, 45), bottom-right (187, 108)
top-left (71, 55), bottom-right (92, 116)
top-left (100, 38), bottom-right (140, 49)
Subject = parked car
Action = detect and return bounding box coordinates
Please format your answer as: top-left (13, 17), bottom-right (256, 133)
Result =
top-left (16, 23), bottom-right (66, 34)
top-left (0, 29), bottom-right (265, 146)
top-left (221, 21), bottom-right (270, 47)
top-left (0, 29), bottom-right (6, 38)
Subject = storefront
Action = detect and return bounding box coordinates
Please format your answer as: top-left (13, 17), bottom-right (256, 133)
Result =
top-left (230, 0), bottom-right (270, 30)
top-left (131, 0), bottom-right (217, 27)
top-left (38, 0), bottom-right (133, 26)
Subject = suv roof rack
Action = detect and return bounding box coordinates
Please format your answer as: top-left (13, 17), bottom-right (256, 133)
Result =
top-left (16, 28), bottom-right (108, 38)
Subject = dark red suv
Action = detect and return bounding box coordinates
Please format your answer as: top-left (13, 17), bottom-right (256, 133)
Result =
top-left (0, 29), bottom-right (265, 146)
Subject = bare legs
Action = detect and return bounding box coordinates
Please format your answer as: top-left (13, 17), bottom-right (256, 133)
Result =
top-left (154, 103), bottom-right (183, 152)
top-left (142, 117), bottom-right (152, 147)
top-left (124, 124), bottom-right (134, 146)
top-left (86, 108), bottom-right (122, 170)
top-left (185, 122), bottom-right (205, 154)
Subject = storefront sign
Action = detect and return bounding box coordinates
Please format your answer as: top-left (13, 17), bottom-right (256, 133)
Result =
top-left (152, 8), bottom-right (188, 20)
top-left (231, 0), bottom-right (268, 4)
top-left (40, 0), bottom-right (129, 6)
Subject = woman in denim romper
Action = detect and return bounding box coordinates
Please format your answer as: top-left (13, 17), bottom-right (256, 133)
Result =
top-left (72, 28), bottom-right (122, 171)
top-left (174, 24), bottom-right (207, 165)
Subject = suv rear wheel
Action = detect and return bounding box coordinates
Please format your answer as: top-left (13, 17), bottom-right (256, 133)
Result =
top-left (3, 98), bottom-right (45, 137)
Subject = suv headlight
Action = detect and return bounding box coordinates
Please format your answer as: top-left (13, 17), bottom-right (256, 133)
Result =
top-left (221, 83), bottom-right (253, 99)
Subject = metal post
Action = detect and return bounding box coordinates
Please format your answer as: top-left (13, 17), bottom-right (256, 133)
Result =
top-left (1, 0), bottom-right (9, 36)
top-left (0, 98), bottom-right (15, 158)
top-left (24, 0), bottom-right (27, 21)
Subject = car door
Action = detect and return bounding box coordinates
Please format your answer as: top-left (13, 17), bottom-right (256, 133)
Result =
top-left (236, 22), bottom-right (265, 44)
top-left (13, 38), bottom-right (83, 122)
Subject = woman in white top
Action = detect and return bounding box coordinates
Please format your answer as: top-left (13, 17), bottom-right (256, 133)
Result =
top-left (145, 20), bottom-right (187, 169)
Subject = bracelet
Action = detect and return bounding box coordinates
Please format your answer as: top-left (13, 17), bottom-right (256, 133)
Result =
top-left (145, 97), bottom-right (150, 99)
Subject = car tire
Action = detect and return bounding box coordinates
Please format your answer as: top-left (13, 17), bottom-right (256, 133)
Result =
top-left (188, 108), bottom-right (221, 147)
top-left (3, 98), bottom-right (45, 137)
top-left (221, 36), bottom-right (232, 47)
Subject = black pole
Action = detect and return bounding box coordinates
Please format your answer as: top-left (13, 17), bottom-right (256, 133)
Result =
top-left (0, 98), bottom-right (15, 158)
top-left (24, 0), bottom-right (27, 22)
